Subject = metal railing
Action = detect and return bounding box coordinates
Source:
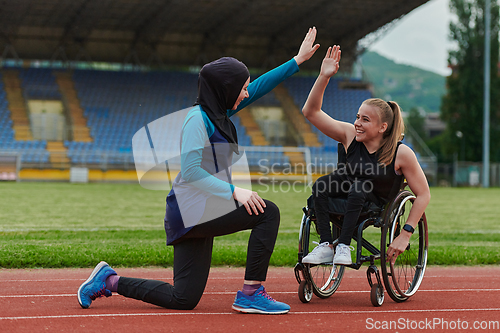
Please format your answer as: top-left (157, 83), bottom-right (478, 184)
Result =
top-left (438, 161), bottom-right (500, 187)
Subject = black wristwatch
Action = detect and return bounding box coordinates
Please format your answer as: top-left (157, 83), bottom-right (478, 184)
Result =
top-left (402, 224), bottom-right (415, 234)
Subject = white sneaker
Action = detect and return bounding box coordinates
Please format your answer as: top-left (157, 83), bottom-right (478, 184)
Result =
top-left (302, 242), bottom-right (334, 264)
top-left (333, 244), bottom-right (354, 265)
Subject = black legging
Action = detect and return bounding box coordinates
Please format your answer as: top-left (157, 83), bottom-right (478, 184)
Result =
top-left (312, 173), bottom-right (378, 246)
top-left (117, 199), bottom-right (280, 310)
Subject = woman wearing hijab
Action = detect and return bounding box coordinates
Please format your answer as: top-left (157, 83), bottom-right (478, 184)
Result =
top-left (78, 28), bottom-right (320, 314)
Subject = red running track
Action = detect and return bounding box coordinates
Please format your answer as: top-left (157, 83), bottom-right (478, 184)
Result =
top-left (1, 266), bottom-right (499, 332)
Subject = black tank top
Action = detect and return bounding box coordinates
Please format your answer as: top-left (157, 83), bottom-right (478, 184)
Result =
top-left (338, 138), bottom-right (404, 203)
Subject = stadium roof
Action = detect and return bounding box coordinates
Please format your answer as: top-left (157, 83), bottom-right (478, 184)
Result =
top-left (0, 0), bottom-right (430, 72)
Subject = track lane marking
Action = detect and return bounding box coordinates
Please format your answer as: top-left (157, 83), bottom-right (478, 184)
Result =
top-left (1, 288), bottom-right (499, 298)
top-left (1, 275), bottom-right (500, 283)
top-left (1, 308), bottom-right (500, 320)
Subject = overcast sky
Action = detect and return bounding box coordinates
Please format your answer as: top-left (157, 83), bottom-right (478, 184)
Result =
top-left (368, 0), bottom-right (456, 76)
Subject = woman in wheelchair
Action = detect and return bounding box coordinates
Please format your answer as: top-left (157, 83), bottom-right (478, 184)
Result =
top-left (301, 45), bottom-right (430, 266)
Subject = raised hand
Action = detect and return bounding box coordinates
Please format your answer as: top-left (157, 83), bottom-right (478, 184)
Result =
top-left (319, 45), bottom-right (341, 78)
top-left (294, 27), bottom-right (321, 65)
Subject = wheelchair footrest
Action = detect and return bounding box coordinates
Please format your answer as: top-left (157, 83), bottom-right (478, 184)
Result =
top-left (294, 263), bottom-right (304, 284)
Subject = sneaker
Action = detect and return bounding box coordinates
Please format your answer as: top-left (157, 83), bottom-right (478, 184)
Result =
top-left (302, 242), bottom-right (334, 264)
top-left (78, 261), bottom-right (117, 309)
top-left (333, 244), bottom-right (355, 265)
top-left (232, 286), bottom-right (290, 314)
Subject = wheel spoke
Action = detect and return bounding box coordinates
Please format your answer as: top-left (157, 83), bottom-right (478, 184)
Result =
top-left (302, 220), bottom-right (344, 299)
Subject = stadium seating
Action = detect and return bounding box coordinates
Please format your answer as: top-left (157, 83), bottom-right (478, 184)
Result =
top-left (0, 71), bottom-right (49, 164)
top-left (0, 66), bottom-right (375, 171)
top-left (19, 68), bottom-right (62, 100)
top-left (70, 69), bottom-right (284, 166)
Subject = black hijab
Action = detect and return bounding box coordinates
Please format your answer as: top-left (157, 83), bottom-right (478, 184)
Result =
top-left (195, 57), bottom-right (250, 154)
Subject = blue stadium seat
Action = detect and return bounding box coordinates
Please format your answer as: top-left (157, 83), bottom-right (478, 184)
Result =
top-left (0, 67), bottom-right (371, 169)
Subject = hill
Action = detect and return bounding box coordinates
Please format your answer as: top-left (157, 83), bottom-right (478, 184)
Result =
top-left (360, 51), bottom-right (446, 113)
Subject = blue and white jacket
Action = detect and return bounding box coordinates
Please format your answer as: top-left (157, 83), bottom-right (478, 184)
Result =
top-left (164, 58), bottom-right (299, 245)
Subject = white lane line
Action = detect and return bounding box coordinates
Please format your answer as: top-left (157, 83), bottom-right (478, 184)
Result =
top-left (292, 308), bottom-right (500, 315)
top-left (2, 274), bottom-right (499, 283)
top-left (1, 288), bottom-right (499, 298)
top-left (0, 294), bottom-right (76, 298)
top-left (0, 277), bottom-right (257, 282)
top-left (0, 279), bottom-right (89, 283)
top-left (1, 308), bottom-right (500, 321)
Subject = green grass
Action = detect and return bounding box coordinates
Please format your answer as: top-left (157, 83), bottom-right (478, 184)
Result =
top-left (0, 182), bottom-right (499, 268)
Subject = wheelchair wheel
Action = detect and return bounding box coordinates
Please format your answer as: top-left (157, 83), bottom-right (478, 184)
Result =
top-left (298, 280), bottom-right (313, 303)
top-left (381, 190), bottom-right (428, 303)
top-left (370, 283), bottom-right (384, 307)
top-left (299, 215), bottom-right (345, 299)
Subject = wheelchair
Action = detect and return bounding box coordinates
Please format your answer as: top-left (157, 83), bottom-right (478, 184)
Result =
top-left (294, 144), bottom-right (428, 307)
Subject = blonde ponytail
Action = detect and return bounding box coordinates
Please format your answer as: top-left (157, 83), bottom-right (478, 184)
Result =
top-left (362, 98), bottom-right (405, 166)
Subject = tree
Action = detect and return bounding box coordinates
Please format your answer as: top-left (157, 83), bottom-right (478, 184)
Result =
top-left (407, 107), bottom-right (428, 142)
top-left (440, 0), bottom-right (500, 162)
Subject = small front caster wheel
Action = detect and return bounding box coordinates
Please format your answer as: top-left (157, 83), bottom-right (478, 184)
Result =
top-left (370, 283), bottom-right (384, 307)
top-left (298, 280), bottom-right (313, 303)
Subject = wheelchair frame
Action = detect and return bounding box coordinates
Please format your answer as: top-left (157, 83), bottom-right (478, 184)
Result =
top-left (294, 185), bottom-right (428, 306)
